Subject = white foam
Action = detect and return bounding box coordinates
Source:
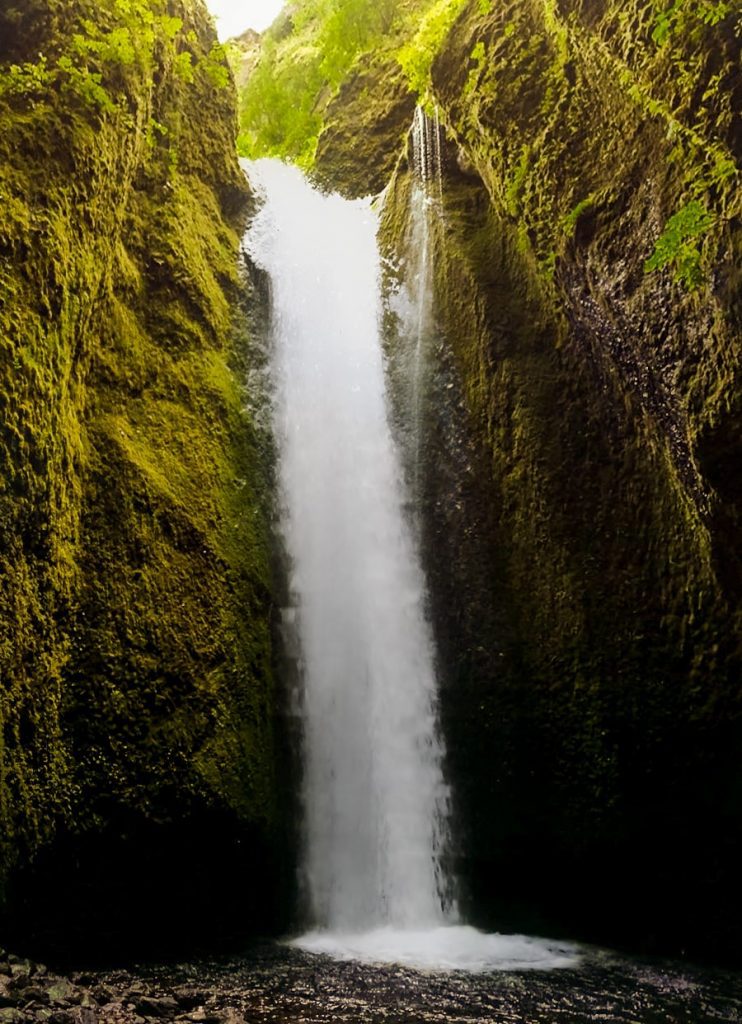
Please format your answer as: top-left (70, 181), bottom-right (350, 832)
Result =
top-left (290, 924), bottom-right (580, 973)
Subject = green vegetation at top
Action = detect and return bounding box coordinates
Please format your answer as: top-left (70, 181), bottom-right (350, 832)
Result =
top-left (236, 0), bottom-right (396, 166)
top-left (397, 0), bottom-right (468, 99)
top-left (237, 0), bottom-right (738, 294)
top-left (235, 0), bottom-right (455, 167)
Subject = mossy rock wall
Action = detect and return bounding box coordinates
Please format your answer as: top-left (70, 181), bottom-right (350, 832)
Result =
top-left (0, 0), bottom-right (282, 957)
top-left (303, 0), bottom-right (742, 960)
top-left (382, 0), bottom-right (740, 961)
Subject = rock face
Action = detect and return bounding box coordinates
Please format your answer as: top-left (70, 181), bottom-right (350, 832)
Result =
top-left (0, 0), bottom-right (283, 956)
top-left (243, 0), bottom-right (741, 961)
top-left (313, 52), bottom-right (416, 196)
top-left (404, 0), bottom-right (741, 963)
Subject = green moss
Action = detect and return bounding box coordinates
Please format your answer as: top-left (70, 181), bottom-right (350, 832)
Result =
top-left (380, 131), bottom-right (739, 953)
top-left (0, 0), bottom-right (278, 910)
top-left (504, 145), bottom-right (531, 216)
top-left (652, 0), bottom-right (732, 46)
top-left (462, 39), bottom-right (486, 99)
top-left (412, 0), bottom-right (739, 303)
top-left (562, 194), bottom-right (597, 234)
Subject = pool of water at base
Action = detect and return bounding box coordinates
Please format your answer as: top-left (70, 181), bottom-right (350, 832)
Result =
top-left (88, 938), bottom-right (742, 1023)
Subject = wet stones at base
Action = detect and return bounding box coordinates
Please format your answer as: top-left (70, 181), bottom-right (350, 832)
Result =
top-left (2, 941), bottom-right (741, 1024)
top-left (0, 952), bottom-right (250, 1024)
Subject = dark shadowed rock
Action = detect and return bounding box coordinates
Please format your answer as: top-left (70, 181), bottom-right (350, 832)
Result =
top-left (134, 994), bottom-right (180, 1018)
top-left (19, 986), bottom-right (50, 1006)
top-left (0, 979), bottom-right (15, 1008)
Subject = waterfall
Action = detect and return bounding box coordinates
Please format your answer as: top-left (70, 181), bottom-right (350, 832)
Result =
top-left (245, 159), bottom-right (453, 932)
top-left (399, 107), bottom-right (445, 504)
top-left (411, 105), bottom-right (444, 199)
top-left (244, 157), bottom-right (579, 973)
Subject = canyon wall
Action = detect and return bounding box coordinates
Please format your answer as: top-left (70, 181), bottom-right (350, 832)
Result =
top-left (0, 0), bottom-right (283, 957)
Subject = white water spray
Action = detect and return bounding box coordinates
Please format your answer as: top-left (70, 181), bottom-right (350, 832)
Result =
top-left (244, 158), bottom-right (579, 973)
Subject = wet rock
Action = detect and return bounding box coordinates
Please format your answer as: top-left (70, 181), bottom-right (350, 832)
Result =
top-left (6, 978), bottom-right (30, 997)
top-left (134, 995), bottom-right (179, 1018)
top-left (47, 979), bottom-right (81, 1006)
top-left (7, 964), bottom-right (31, 985)
top-left (92, 985), bottom-right (115, 1005)
top-left (173, 988), bottom-right (202, 1011)
top-left (0, 1009), bottom-right (24, 1024)
top-left (46, 1012), bottom-right (78, 1024)
top-left (181, 1010), bottom-right (223, 1023)
top-left (0, 978), bottom-right (15, 1008)
top-left (218, 1011), bottom-right (246, 1024)
top-left (71, 975), bottom-right (94, 988)
top-left (20, 985), bottom-right (50, 1006)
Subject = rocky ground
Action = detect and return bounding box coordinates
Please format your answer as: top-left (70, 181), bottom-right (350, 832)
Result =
top-left (2, 940), bottom-right (741, 1024)
top-left (0, 950), bottom-right (246, 1024)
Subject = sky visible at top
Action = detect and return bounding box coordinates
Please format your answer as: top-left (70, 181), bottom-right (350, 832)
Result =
top-left (205, 0), bottom-right (284, 39)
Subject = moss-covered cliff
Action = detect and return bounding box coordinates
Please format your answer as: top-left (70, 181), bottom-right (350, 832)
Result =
top-left (0, 0), bottom-right (282, 957)
top-left (241, 0), bottom-right (741, 962)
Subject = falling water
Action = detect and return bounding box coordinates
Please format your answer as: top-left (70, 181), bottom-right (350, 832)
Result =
top-left (411, 105), bottom-right (444, 198)
top-left (405, 107), bottom-right (444, 502)
top-left (245, 158), bottom-right (452, 927)
top-left (244, 158), bottom-right (579, 972)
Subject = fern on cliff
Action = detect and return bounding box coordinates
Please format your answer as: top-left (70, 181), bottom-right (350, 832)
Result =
top-left (644, 200), bottom-right (716, 287)
top-left (0, 0), bottom-right (230, 119)
top-left (397, 0), bottom-right (468, 99)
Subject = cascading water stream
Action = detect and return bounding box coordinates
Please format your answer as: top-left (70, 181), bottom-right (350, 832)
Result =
top-left (407, 107), bottom-right (444, 503)
top-left (244, 157), bottom-right (579, 972)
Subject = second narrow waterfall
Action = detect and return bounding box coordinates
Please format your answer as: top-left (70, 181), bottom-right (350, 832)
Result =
top-left (245, 158), bottom-right (579, 973)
